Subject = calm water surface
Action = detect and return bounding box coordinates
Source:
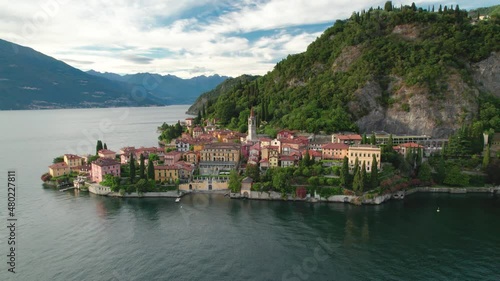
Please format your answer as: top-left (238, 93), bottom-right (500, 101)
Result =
top-left (0, 106), bottom-right (499, 281)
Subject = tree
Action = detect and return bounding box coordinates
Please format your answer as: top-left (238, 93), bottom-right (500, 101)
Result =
top-left (228, 170), bottom-right (241, 193)
top-left (149, 153), bottom-right (159, 162)
top-left (362, 133), bottom-right (368, 144)
top-left (53, 156), bottom-right (64, 164)
top-left (103, 143), bottom-right (107, 150)
top-left (352, 166), bottom-right (362, 194)
top-left (353, 157), bottom-right (359, 176)
top-left (129, 153), bottom-right (136, 184)
top-left (302, 150), bottom-right (312, 167)
top-left (139, 154), bottom-right (145, 179)
top-left (384, 1), bottom-right (393, 12)
top-left (272, 168), bottom-right (290, 194)
top-left (370, 133), bottom-right (376, 145)
top-left (361, 162), bottom-right (367, 192)
top-left (444, 165), bottom-right (469, 187)
top-left (147, 160), bottom-right (155, 180)
top-left (435, 156), bottom-right (446, 184)
top-left (483, 146), bottom-right (490, 170)
top-left (418, 162), bottom-right (432, 185)
top-left (370, 154), bottom-right (379, 189)
top-left (245, 164), bottom-right (260, 182)
top-left (135, 179), bottom-right (149, 194)
top-left (96, 140), bottom-right (103, 155)
top-left (411, 2), bottom-right (417, 12)
top-left (340, 156), bottom-right (350, 188)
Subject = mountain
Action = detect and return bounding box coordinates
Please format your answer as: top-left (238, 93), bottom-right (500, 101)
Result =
top-left (0, 39), bottom-right (164, 110)
top-left (87, 70), bottom-right (229, 105)
top-left (187, 74), bottom-right (259, 115)
top-left (198, 4), bottom-right (500, 138)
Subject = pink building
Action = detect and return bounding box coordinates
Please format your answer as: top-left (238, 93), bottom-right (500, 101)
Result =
top-left (91, 158), bottom-right (121, 183)
top-left (164, 151), bottom-right (182, 165)
top-left (98, 149), bottom-right (116, 159)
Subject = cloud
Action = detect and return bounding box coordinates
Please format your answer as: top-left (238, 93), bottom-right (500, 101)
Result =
top-left (0, 0), bottom-right (496, 78)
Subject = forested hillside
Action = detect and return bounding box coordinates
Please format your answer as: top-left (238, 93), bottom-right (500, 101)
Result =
top-left (196, 2), bottom-right (500, 137)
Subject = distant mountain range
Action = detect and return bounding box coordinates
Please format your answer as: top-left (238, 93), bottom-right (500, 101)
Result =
top-left (86, 70), bottom-right (229, 105)
top-left (0, 39), bottom-right (228, 110)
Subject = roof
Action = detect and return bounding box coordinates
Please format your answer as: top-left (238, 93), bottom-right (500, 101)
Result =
top-left (280, 155), bottom-right (296, 161)
top-left (337, 134), bottom-right (362, 140)
top-left (399, 142), bottom-right (424, 148)
top-left (64, 154), bottom-right (82, 159)
top-left (92, 158), bottom-right (120, 166)
top-left (98, 149), bottom-right (116, 154)
top-left (242, 177), bottom-right (253, 183)
top-left (49, 162), bottom-right (68, 169)
top-left (349, 144), bottom-right (380, 150)
top-left (202, 142), bottom-right (241, 150)
top-left (154, 165), bottom-right (180, 170)
top-left (322, 143), bottom-right (349, 150)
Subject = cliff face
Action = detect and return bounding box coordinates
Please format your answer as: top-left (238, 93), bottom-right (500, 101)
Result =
top-left (472, 52), bottom-right (500, 98)
top-left (348, 54), bottom-right (500, 138)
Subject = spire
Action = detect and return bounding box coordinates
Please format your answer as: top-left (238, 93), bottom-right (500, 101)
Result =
top-left (250, 107), bottom-right (254, 117)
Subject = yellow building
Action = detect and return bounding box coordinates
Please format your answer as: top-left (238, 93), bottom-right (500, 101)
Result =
top-left (200, 143), bottom-right (240, 163)
top-left (64, 154), bottom-right (83, 169)
top-left (154, 165), bottom-right (179, 183)
top-left (49, 162), bottom-right (70, 177)
top-left (348, 145), bottom-right (381, 172)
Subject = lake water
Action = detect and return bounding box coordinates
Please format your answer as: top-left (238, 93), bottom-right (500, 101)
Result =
top-left (0, 106), bottom-right (499, 281)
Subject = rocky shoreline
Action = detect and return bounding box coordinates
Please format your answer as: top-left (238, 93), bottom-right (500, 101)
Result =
top-left (229, 186), bottom-right (500, 205)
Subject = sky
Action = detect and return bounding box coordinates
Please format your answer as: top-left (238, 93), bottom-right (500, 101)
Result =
top-left (0, 0), bottom-right (497, 78)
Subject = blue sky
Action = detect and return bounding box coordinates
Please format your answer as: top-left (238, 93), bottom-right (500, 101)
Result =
top-left (0, 0), bottom-right (497, 78)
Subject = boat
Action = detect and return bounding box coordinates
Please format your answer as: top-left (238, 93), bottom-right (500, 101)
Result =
top-left (175, 197), bottom-right (181, 203)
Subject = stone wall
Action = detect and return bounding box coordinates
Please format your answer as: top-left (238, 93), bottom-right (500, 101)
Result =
top-left (179, 179), bottom-right (228, 191)
top-left (88, 184), bottom-right (111, 195)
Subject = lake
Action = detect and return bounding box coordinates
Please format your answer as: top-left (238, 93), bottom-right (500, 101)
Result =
top-left (0, 106), bottom-right (499, 281)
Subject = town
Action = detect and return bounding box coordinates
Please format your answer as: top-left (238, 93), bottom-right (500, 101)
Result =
top-left (42, 109), bottom-right (500, 204)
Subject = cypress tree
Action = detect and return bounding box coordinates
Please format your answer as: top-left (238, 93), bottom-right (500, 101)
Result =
top-left (129, 153), bottom-right (136, 184)
top-left (371, 154), bottom-right (379, 188)
top-left (139, 154), bottom-right (145, 179)
top-left (362, 133), bottom-right (367, 144)
top-left (103, 143), bottom-right (107, 150)
top-left (370, 133), bottom-right (377, 145)
top-left (340, 156), bottom-right (350, 188)
top-left (147, 161), bottom-right (155, 181)
top-left (353, 166), bottom-right (362, 194)
top-left (483, 146), bottom-right (490, 170)
top-left (96, 140), bottom-right (103, 155)
top-left (361, 162), bottom-right (367, 192)
top-left (354, 157), bottom-right (359, 176)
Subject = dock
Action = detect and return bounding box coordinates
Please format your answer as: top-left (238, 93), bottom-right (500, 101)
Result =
top-left (59, 187), bottom-right (77, 192)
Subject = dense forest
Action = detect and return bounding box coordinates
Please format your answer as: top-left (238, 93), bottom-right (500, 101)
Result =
top-left (195, 2), bottom-right (500, 135)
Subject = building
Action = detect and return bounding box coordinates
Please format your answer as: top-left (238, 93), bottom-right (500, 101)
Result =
top-left (246, 108), bottom-right (258, 142)
top-left (280, 155), bottom-right (296, 168)
top-left (91, 158), bottom-right (120, 183)
top-left (241, 177), bottom-right (253, 197)
top-left (63, 154), bottom-right (83, 168)
top-left (119, 147), bottom-right (136, 164)
top-left (164, 151), bottom-right (182, 165)
top-left (185, 118), bottom-right (194, 127)
top-left (184, 151), bottom-right (199, 165)
top-left (394, 142), bottom-right (424, 157)
top-left (48, 162), bottom-right (70, 177)
top-left (347, 145), bottom-right (381, 172)
top-left (193, 126), bottom-right (204, 138)
top-left (322, 143), bottom-right (349, 160)
top-left (371, 131), bottom-right (431, 145)
top-left (154, 165), bottom-right (179, 183)
top-left (199, 143), bottom-right (241, 175)
top-left (277, 129), bottom-right (295, 140)
top-left (176, 139), bottom-right (191, 152)
top-left (302, 150), bottom-right (322, 162)
top-left (98, 149), bottom-right (116, 159)
top-left (332, 133), bottom-right (362, 145)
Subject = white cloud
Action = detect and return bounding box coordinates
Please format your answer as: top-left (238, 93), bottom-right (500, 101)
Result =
top-left (0, 0), bottom-right (495, 78)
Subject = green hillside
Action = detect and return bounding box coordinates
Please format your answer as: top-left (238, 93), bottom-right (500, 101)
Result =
top-left (197, 3), bottom-right (500, 136)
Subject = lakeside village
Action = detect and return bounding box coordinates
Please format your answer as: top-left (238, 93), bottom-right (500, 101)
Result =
top-left (41, 109), bottom-right (500, 205)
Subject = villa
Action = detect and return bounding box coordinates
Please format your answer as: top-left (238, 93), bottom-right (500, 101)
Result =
top-left (90, 158), bottom-right (120, 183)
top-left (49, 162), bottom-right (70, 177)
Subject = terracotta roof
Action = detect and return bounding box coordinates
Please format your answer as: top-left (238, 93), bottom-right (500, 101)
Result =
top-left (98, 149), bottom-right (116, 154)
top-left (92, 158), bottom-right (119, 166)
top-left (399, 142), bottom-right (424, 148)
top-left (322, 143), bottom-right (349, 150)
top-left (280, 155), bottom-right (296, 161)
top-left (64, 154), bottom-right (82, 159)
top-left (337, 134), bottom-right (362, 140)
top-left (154, 165), bottom-right (180, 170)
top-left (49, 162), bottom-right (68, 169)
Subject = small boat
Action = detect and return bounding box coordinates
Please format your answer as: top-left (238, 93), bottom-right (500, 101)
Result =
top-left (437, 207), bottom-right (440, 212)
top-left (175, 197), bottom-right (181, 203)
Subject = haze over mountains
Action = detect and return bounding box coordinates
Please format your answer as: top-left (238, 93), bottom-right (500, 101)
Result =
top-left (0, 39), bottom-right (228, 110)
